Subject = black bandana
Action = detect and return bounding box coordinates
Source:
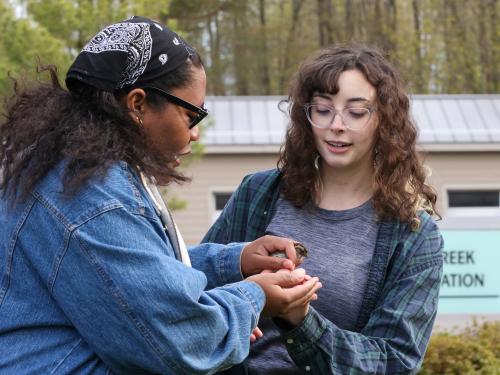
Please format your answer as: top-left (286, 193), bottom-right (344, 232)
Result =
top-left (66, 16), bottom-right (195, 92)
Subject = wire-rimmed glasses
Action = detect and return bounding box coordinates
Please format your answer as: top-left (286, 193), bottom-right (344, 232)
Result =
top-left (304, 103), bottom-right (376, 131)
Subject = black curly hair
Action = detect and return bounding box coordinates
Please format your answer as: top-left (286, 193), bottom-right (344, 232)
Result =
top-left (0, 53), bottom-right (203, 203)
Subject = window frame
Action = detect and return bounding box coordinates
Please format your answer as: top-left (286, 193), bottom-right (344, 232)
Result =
top-left (210, 189), bottom-right (234, 223)
top-left (444, 185), bottom-right (500, 218)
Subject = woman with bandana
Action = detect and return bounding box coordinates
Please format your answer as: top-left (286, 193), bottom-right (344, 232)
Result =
top-left (0, 17), bottom-right (321, 374)
top-left (203, 45), bottom-right (444, 374)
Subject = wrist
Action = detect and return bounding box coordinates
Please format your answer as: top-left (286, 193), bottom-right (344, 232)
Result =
top-left (273, 316), bottom-right (296, 331)
top-left (276, 305), bottom-right (309, 328)
top-left (239, 242), bottom-right (252, 277)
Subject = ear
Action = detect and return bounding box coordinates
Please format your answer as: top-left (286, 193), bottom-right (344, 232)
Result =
top-left (125, 88), bottom-right (147, 118)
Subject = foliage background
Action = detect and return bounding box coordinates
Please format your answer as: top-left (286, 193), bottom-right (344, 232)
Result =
top-left (1, 0), bottom-right (499, 97)
top-left (420, 321), bottom-right (500, 374)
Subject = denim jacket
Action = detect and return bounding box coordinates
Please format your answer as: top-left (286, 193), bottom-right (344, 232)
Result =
top-left (0, 161), bottom-right (264, 375)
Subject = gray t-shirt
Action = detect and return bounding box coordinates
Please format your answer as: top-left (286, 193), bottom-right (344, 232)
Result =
top-left (246, 197), bottom-right (379, 374)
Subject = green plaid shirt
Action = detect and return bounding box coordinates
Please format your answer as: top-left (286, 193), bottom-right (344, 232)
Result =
top-left (203, 169), bottom-right (444, 374)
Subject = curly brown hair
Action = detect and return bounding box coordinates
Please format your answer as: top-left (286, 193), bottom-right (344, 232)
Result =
top-left (0, 54), bottom-right (203, 203)
top-left (278, 45), bottom-right (438, 226)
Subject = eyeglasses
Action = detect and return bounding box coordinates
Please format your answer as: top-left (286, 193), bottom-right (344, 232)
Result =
top-left (141, 86), bottom-right (208, 129)
top-left (304, 103), bottom-right (376, 131)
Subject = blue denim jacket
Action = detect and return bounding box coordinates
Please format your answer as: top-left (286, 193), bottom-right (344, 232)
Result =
top-left (0, 161), bottom-right (264, 374)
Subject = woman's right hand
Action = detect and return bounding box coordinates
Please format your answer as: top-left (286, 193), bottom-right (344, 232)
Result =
top-left (278, 274), bottom-right (319, 326)
top-left (247, 269), bottom-right (321, 317)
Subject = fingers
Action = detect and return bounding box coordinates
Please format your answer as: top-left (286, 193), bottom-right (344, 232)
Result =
top-left (274, 268), bottom-right (290, 274)
top-left (269, 268), bottom-right (306, 287)
top-left (253, 326), bottom-right (263, 338)
top-left (250, 326), bottom-right (263, 343)
top-left (255, 254), bottom-right (295, 272)
top-left (282, 259), bottom-right (295, 270)
top-left (282, 277), bottom-right (322, 310)
top-left (276, 269), bottom-right (310, 277)
top-left (264, 236), bottom-right (297, 265)
top-left (241, 236), bottom-right (297, 276)
top-left (283, 240), bottom-right (298, 265)
top-left (249, 269), bottom-right (320, 317)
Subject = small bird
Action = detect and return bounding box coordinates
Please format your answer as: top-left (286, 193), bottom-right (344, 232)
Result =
top-left (272, 242), bottom-right (308, 265)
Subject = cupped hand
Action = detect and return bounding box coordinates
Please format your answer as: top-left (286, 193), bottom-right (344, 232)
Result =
top-left (241, 235), bottom-right (299, 277)
top-left (272, 270), bottom-right (320, 326)
top-left (278, 282), bottom-right (319, 326)
top-left (247, 268), bottom-right (322, 317)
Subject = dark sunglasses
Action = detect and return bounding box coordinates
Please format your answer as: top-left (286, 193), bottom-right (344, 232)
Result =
top-left (140, 86), bottom-right (208, 129)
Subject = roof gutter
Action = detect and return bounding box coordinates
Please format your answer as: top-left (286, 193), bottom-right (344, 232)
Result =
top-left (203, 143), bottom-right (500, 154)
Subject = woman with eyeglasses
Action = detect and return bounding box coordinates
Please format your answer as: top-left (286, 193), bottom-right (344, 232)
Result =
top-left (0, 17), bottom-right (322, 374)
top-left (203, 45), bottom-right (444, 374)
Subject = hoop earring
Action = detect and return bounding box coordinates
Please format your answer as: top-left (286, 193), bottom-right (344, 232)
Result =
top-left (314, 155), bottom-right (320, 171)
top-left (373, 147), bottom-right (379, 167)
top-left (313, 155), bottom-right (323, 204)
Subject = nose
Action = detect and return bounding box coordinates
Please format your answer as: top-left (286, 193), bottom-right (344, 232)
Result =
top-left (329, 111), bottom-right (346, 132)
top-left (190, 125), bottom-right (200, 142)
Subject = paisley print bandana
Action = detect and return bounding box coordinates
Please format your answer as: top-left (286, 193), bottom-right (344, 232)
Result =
top-left (65, 16), bottom-right (195, 92)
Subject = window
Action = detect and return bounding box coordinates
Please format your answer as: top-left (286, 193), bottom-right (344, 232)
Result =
top-left (212, 192), bottom-right (233, 222)
top-left (215, 193), bottom-right (232, 211)
top-left (447, 190), bottom-right (500, 217)
top-left (449, 190), bottom-right (499, 207)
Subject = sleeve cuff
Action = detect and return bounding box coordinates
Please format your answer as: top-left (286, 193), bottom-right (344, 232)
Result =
top-left (280, 306), bottom-right (328, 354)
top-left (217, 242), bottom-right (246, 284)
top-left (234, 280), bottom-right (265, 321)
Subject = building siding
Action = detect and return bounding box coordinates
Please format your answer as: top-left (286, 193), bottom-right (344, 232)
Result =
top-left (170, 151), bottom-right (500, 245)
top-left (170, 154), bottom-right (278, 245)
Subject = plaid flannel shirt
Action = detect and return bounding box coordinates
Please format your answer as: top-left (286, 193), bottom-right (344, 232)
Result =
top-left (202, 169), bottom-right (444, 374)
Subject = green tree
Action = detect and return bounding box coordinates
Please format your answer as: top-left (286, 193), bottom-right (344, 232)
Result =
top-left (0, 0), bottom-right (71, 96)
top-left (1, 0), bottom-right (177, 94)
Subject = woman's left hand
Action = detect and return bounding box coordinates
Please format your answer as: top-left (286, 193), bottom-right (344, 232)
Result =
top-left (241, 235), bottom-right (297, 276)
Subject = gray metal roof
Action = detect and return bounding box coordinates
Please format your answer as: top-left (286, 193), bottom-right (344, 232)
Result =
top-left (202, 95), bottom-right (500, 150)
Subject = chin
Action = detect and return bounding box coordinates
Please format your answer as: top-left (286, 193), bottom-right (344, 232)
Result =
top-left (321, 157), bottom-right (351, 170)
